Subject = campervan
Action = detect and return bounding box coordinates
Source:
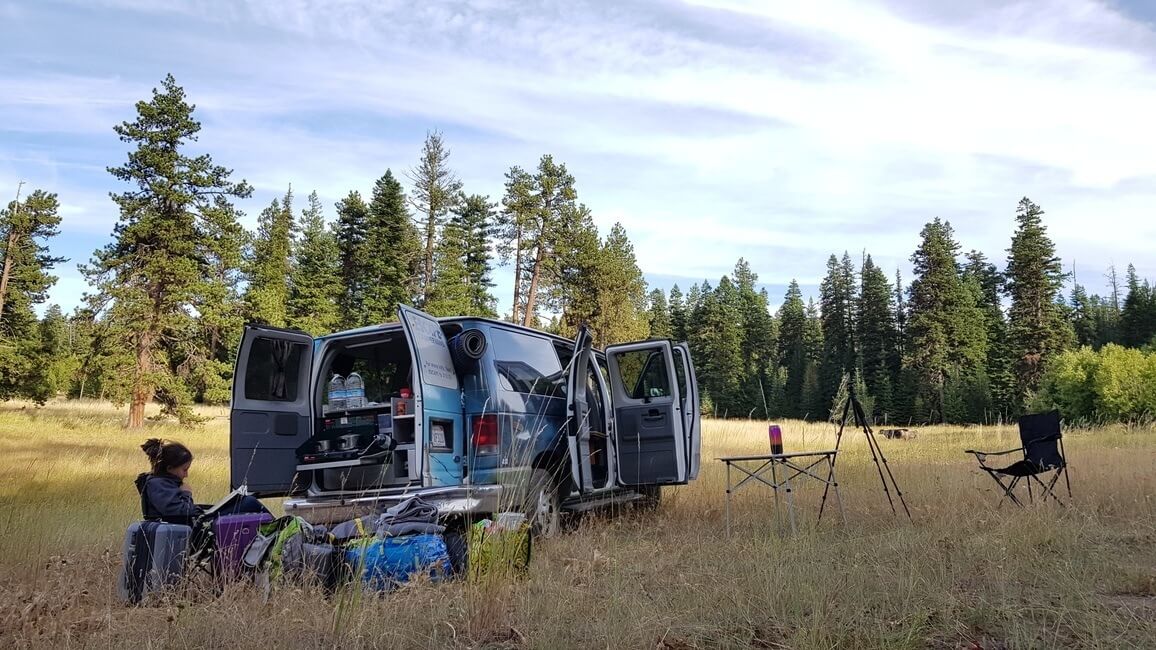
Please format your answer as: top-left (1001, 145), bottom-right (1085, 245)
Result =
top-left (230, 305), bottom-right (702, 535)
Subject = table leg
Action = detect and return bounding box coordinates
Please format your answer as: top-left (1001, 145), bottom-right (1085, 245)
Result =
top-left (770, 459), bottom-right (782, 534)
top-left (784, 462), bottom-right (797, 535)
top-left (725, 462), bottom-right (731, 537)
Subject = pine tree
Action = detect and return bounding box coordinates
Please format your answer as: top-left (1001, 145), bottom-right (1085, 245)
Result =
top-left (586, 223), bottom-right (649, 345)
top-left (80, 75), bottom-right (251, 427)
top-left (669, 284), bottom-right (687, 342)
top-left (857, 255), bottom-right (898, 421)
top-left (408, 131), bottom-right (462, 306)
top-left (363, 170), bottom-right (421, 324)
top-left (818, 253), bottom-right (856, 415)
top-left (288, 191), bottom-right (342, 335)
top-left (497, 156), bottom-right (581, 326)
top-left (453, 194), bottom-right (498, 317)
top-left (1005, 198), bottom-right (1071, 409)
top-left (906, 218), bottom-right (986, 423)
top-left (732, 259), bottom-right (776, 418)
top-left (690, 277), bottom-right (743, 416)
top-left (776, 280), bottom-right (807, 419)
top-left (0, 188), bottom-right (65, 402)
top-left (647, 288), bottom-right (671, 339)
top-left (1120, 265), bottom-right (1156, 348)
top-left (244, 187), bottom-right (294, 326)
top-left (959, 250), bottom-right (1010, 421)
top-left (424, 214), bottom-right (473, 317)
top-left (335, 191), bottom-right (370, 327)
top-left (803, 297), bottom-right (825, 418)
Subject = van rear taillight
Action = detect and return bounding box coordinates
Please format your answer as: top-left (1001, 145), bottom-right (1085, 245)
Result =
top-left (471, 415), bottom-right (499, 455)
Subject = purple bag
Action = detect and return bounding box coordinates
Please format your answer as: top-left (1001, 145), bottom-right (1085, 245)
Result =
top-left (213, 513), bottom-right (273, 579)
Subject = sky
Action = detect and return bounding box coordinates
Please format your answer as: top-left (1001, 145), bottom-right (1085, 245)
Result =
top-left (2, 0), bottom-right (1156, 319)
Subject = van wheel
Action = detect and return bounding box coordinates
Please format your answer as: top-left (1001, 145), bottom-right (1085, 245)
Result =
top-left (637, 485), bottom-right (662, 511)
top-left (525, 469), bottom-right (561, 538)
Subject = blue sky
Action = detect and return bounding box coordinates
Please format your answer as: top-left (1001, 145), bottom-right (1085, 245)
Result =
top-left (3, 0), bottom-right (1156, 318)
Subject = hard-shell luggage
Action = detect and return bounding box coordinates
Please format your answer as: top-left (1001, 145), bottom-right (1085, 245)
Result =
top-left (212, 512), bottom-right (274, 580)
top-left (116, 521), bottom-right (192, 605)
top-left (344, 534), bottom-right (450, 591)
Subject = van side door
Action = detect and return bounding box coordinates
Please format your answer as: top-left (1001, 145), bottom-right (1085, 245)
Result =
top-left (605, 340), bottom-right (688, 486)
top-left (397, 305), bottom-right (463, 486)
top-left (674, 343), bottom-right (701, 480)
top-left (565, 326), bottom-right (594, 493)
top-left (230, 325), bottom-right (314, 496)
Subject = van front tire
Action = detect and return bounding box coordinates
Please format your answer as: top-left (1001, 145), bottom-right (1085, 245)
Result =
top-left (525, 469), bottom-right (561, 538)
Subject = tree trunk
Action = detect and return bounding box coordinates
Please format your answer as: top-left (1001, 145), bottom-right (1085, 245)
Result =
top-left (0, 228), bottom-right (18, 325)
top-left (522, 246), bottom-right (545, 328)
top-left (511, 224), bottom-right (523, 323)
top-left (0, 183), bottom-right (23, 325)
top-left (424, 207), bottom-right (435, 305)
top-left (128, 331), bottom-right (153, 428)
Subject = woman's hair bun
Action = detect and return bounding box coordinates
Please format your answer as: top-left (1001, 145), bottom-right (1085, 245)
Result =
top-left (141, 438), bottom-right (164, 460)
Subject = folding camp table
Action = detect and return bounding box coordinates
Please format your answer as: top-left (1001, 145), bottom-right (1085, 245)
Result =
top-left (717, 450), bottom-right (846, 535)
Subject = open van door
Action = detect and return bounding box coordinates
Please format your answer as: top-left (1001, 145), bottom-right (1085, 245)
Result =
top-left (230, 325), bottom-right (314, 496)
top-left (674, 343), bottom-right (701, 480)
top-left (605, 340), bottom-right (688, 486)
top-left (565, 326), bottom-right (595, 493)
top-left (397, 305), bottom-right (463, 487)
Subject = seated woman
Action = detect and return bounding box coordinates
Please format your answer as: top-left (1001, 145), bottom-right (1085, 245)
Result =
top-left (134, 438), bottom-right (268, 526)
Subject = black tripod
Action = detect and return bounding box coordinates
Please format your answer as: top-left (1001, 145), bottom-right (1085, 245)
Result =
top-left (818, 373), bottom-right (912, 522)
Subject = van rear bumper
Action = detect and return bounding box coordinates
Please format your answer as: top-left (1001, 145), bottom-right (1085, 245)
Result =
top-left (283, 484), bottom-right (507, 525)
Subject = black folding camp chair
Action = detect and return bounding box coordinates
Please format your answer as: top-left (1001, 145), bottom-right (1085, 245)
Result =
top-left (965, 410), bottom-right (1072, 507)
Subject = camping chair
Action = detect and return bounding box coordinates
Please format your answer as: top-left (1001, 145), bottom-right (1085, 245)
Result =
top-left (965, 410), bottom-right (1072, 507)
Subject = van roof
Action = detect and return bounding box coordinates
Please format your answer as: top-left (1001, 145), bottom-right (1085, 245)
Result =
top-left (317, 315), bottom-right (578, 347)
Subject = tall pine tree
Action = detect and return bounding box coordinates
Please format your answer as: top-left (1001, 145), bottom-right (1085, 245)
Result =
top-left (857, 254), bottom-right (898, 421)
top-left (647, 288), bottom-right (671, 339)
top-left (335, 191), bottom-right (370, 328)
top-left (408, 131), bottom-right (462, 306)
top-left (244, 187), bottom-right (294, 326)
top-left (818, 253), bottom-right (856, 416)
top-left (776, 280), bottom-right (807, 419)
top-left (288, 191), bottom-right (341, 335)
top-left (80, 75), bottom-right (251, 427)
top-left (1005, 198), bottom-right (1071, 409)
top-left (0, 188), bottom-right (65, 402)
top-left (363, 170), bottom-right (421, 324)
top-left (906, 218), bottom-right (986, 422)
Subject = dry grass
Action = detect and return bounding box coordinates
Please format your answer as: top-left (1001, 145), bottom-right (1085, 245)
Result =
top-left (1, 400), bottom-right (1155, 649)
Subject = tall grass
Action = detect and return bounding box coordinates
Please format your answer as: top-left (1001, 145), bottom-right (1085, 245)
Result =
top-left (1, 401), bottom-right (1154, 648)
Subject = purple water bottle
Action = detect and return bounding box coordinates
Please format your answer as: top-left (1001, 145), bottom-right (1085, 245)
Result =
top-left (769, 424), bottom-right (783, 455)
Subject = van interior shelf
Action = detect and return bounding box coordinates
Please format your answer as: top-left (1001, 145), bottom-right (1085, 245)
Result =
top-left (296, 448), bottom-right (392, 471)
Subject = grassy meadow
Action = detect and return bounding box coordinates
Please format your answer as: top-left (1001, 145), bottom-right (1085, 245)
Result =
top-left (1, 401), bottom-right (1154, 649)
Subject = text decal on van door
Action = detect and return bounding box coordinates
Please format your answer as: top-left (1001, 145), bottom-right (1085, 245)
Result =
top-left (402, 310), bottom-right (460, 390)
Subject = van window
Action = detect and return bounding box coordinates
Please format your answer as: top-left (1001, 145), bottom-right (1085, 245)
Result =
top-left (491, 329), bottom-right (565, 397)
top-left (614, 349), bottom-right (670, 400)
top-left (245, 337), bottom-right (306, 401)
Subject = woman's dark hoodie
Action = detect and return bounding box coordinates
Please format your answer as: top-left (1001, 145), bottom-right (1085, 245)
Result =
top-left (134, 472), bottom-right (200, 524)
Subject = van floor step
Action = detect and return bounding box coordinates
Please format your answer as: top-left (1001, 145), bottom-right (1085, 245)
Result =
top-left (562, 492), bottom-right (643, 513)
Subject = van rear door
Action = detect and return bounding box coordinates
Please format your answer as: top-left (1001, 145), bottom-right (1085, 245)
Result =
top-left (605, 340), bottom-right (688, 486)
top-left (230, 325), bottom-right (314, 496)
top-left (397, 305), bottom-right (463, 487)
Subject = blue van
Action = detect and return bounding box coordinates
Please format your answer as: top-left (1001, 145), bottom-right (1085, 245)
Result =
top-left (230, 305), bottom-right (702, 535)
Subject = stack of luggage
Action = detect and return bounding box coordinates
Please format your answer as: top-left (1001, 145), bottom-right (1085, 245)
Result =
top-left (116, 496), bottom-right (533, 605)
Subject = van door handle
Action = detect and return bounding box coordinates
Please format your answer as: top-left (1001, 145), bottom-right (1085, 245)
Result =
top-left (642, 409), bottom-right (664, 421)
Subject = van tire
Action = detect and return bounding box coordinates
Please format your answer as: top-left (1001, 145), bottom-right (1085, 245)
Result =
top-left (637, 485), bottom-right (662, 511)
top-left (525, 469), bottom-right (561, 538)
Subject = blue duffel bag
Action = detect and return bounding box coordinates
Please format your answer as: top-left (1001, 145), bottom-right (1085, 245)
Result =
top-left (344, 534), bottom-right (450, 591)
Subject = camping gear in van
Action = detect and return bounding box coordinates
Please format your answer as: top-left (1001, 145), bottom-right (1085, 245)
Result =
top-left (212, 512), bottom-right (274, 580)
top-left (117, 521), bottom-right (192, 605)
top-left (338, 433), bottom-right (364, 451)
top-left (344, 533), bottom-right (451, 591)
top-left (466, 513), bottom-right (532, 583)
top-left (327, 374), bottom-right (347, 411)
top-left (345, 372), bottom-right (366, 408)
